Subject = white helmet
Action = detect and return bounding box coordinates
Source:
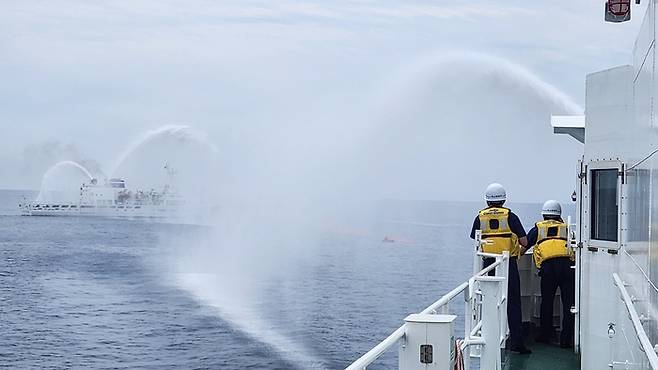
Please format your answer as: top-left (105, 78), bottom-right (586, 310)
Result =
top-left (484, 183), bottom-right (506, 202)
top-left (541, 200), bottom-right (562, 217)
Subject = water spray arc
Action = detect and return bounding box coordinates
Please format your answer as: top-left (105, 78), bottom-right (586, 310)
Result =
top-left (36, 160), bottom-right (94, 202)
top-left (109, 124), bottom-right (219, 178)
top-left (44, 160), bottom-right (94, 180)
top-left (377, 52), bottom-right (582, 117)
top-left (359, 51), bottom-right (583, 202)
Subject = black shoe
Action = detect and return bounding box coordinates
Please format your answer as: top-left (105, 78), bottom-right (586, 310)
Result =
top-left (510, 345), bottom-right (532, 354)
top-left (535, 335), bottom-right (551, 344)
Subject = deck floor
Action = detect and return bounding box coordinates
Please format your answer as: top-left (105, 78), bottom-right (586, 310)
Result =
top-left (502, 342), bottom-right (580, 370)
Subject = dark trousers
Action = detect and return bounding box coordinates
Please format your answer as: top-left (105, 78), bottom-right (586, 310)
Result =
top-left (539, 257), bottom-right (575, 343)
top-left (483, 256), bottom-right (524, 348)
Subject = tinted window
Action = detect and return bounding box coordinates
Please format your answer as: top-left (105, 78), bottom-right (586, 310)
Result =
top-left (591, 169), bottom-right (618, 242)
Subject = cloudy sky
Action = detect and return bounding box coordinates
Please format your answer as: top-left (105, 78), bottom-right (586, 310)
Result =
top-left (0, 1), bottom-right (647, 201)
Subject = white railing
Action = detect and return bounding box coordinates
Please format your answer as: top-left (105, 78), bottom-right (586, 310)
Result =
top-left (612, 273), bottom-right (658, 369)
top-left (346, 232), bottom-right (509, 370)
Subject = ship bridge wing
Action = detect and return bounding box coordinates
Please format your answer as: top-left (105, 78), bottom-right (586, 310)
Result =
top-left (551, 115), bottom-right (585, 143)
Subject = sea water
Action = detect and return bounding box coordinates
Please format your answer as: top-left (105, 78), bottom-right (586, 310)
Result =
top-left (0, 190), bottom-right (546, 369)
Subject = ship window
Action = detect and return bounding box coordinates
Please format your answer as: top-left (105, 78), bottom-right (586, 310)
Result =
top-left (591, 169), bottom-right (618, 242)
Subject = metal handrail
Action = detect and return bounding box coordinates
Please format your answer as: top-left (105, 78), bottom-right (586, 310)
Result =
top-left (345, 326), bottom-right (406, 370)
top-left (474, 257), bottom-right (500, 276)
top-left (423, 281), bottom-right (469, 314)
top-left (612, 273), bottom-right (658, 369)
top-left (345, 253), bottom-right (509, 370)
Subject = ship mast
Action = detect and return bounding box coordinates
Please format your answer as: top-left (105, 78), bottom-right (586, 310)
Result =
top-left (163, 162), bottom-right (177, 193)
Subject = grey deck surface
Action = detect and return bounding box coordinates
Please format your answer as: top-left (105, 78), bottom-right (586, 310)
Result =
top-left (503, 342), bottom-right (580, 370)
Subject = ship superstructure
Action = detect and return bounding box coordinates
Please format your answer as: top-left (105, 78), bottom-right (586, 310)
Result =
top-left (20, 165), bottom-right (184, 219)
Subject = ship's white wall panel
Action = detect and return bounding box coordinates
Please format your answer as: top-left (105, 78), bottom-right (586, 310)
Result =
top-left (633, 0), bottom-right (655, 93)
top-left (581, 2), bottom-right (658, 367)
top-left (644, 159), bottom-right (658, 349)
top-left (581, 56), bottom-right (658, 367)
top-left (582, 66), bottom-right (633, 370)
top-left (580, 251), bottom-right (622, 369)
top-left (628, 1), bottom-right (657, 352)
top-left (585, 66), bottom-right (634, 160)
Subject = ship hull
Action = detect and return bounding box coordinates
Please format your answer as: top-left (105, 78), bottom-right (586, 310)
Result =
top-left (19, 204), bottom-right (179, 219)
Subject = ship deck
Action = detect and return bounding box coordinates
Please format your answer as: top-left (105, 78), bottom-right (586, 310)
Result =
top-left (503, 342), bottom-right (580, 370)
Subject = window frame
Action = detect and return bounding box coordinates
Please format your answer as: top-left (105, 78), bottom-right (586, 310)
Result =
top-left (586, 160), bottom-right (622, 250)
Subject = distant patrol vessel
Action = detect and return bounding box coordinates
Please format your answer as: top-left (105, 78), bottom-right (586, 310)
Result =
top-left (19, 165), bottom-right (185, 219)
top-left (346, 1), bottom-right (658, 369)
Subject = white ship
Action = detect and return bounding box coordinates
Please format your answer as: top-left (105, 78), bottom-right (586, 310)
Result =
top-left (19, 165), bottom-right (186, 219)
top-left (346, 1), bottom-right (658, 369)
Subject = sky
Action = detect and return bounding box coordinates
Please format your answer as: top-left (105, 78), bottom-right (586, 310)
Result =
top-left (0, 0), bottom-right (648, 202)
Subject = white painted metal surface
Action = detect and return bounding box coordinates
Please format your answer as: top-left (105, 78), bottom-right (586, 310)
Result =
top-left (577, 2), bottom-right (658, 367)
top-left (399, 314), bottom-right (456, 369)
top-left (551, 115), bottom-right (585, 143)
top-left (613, 273), bottom-right (658, 369)
top-left (476, 276), bottom-right (504, 370)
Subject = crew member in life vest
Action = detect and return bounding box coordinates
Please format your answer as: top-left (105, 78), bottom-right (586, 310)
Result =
top-left (527, 200), bottom-right (575, 348)
top-left (470, 183), bottom-right (531, 354)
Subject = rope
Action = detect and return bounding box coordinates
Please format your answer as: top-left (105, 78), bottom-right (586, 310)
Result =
top-left (454, 339), bottom-right (465, 370)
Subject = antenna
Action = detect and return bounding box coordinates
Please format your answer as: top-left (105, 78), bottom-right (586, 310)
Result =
top-left (163, 162), bottom-right (177, 192)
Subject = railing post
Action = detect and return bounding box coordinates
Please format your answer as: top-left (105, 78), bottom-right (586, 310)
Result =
top-left (476, 276), bottom-right (504, 370)
top-left (498, 252), bottom-right (510, 345)
top-left (473, 230), bottom-right (482, 276)
top-left (463, 287), bottom-right (471, 370)
top-left (472, 230), bottom-right (483, 358)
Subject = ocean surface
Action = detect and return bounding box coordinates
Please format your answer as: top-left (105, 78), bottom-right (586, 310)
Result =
top-left (0, 190), bottom-right (548, 369)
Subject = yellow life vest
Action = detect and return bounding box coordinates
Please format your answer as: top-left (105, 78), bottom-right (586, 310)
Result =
top-left (478, 207), bottom-right (519, 256)
top-left (533, 219), bottom-right (571, 268)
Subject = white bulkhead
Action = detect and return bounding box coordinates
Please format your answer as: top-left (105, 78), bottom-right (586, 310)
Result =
top-left (579, 1), bottom-right (658, 368)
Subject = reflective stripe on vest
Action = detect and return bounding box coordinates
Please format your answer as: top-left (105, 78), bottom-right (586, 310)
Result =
top-left (533, 219), bottom-right (570, 268)
top-left (478, 207), bottom-right (519, 256)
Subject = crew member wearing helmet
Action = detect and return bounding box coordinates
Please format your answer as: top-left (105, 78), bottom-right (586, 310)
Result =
top-left (527, 200), bottom-right (575, 348)
top-left (470, 183), bottom-right (531, 354)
